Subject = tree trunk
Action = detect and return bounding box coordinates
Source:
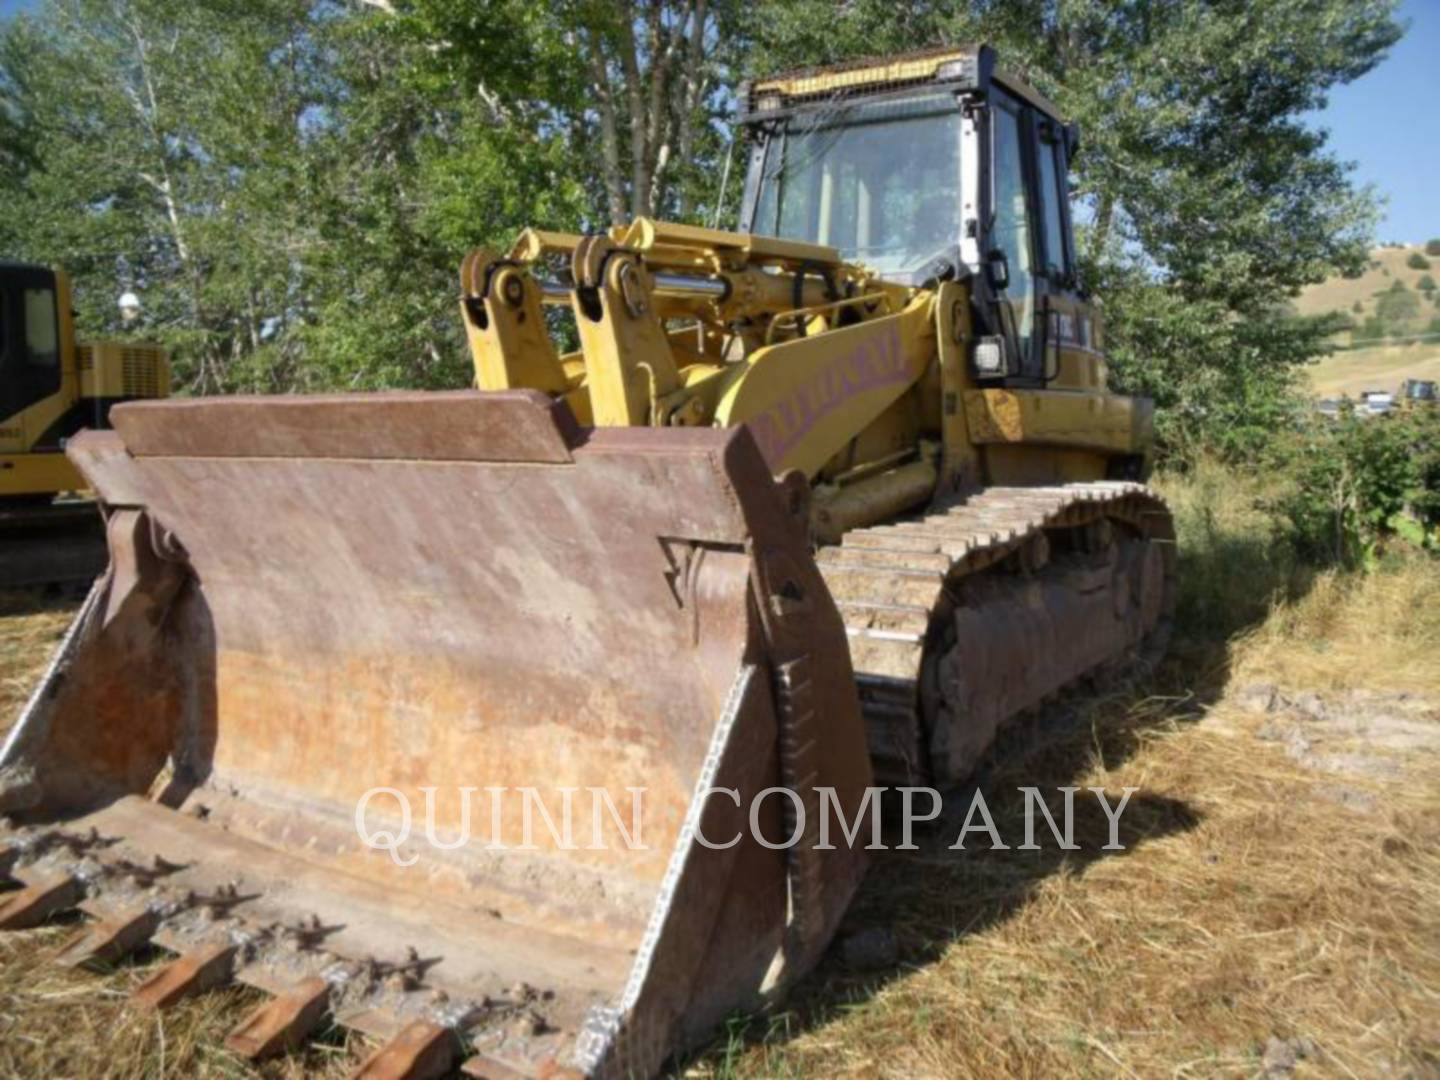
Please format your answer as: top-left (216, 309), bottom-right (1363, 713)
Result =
top-left (616, 1), bottom-right (650, 218)
top-left (673, 0), bottom-right (708, 218)
top-left (583, 29), bottom-right (629, 225)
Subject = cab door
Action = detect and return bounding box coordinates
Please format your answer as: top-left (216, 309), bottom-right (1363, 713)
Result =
top-left (988, 90), bottom-right (1081, 384)
top-left (988, 90), bottom-right (1042, 380)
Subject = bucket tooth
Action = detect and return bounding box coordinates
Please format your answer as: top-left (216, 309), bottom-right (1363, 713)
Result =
top-left (131, 941), bottom-right (238, 1010)
top-left (350, 1019), bottom-right (457, 1080)
top-left (52, 907), bottom-right (160, 968)
top-left (224, 975), bottom-right (331, 1060)
top-left (0, 874), bottom-right (81, 930)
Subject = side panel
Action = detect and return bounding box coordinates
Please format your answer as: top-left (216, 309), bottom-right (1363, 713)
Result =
top-left (0, 450), bottom-right (85, 496)
top-left (964, 387), bottom-right (1151, 455)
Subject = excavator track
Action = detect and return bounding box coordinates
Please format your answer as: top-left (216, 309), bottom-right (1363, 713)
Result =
top-left (816, 482), bottom-right (1176, 786)
top-left (0, 499), bottom-right (108, 590)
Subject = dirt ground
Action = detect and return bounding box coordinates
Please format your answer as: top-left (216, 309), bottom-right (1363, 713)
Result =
top-left (0, 471), bottom-right (1436, 1078)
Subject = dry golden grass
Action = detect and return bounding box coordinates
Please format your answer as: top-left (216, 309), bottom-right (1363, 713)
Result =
top-left (0, 590), bottom-right (73, 721)
top-left (1, 467), bottom-right (1436, 1079)
top-left (1306, 341), bottom-right (1440, 400)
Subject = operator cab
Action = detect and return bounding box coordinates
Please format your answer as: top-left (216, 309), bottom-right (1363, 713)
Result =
top-left (739, 45), bottom-right (1084, 386)
top-left (0, 262), bottom-right (64, 425)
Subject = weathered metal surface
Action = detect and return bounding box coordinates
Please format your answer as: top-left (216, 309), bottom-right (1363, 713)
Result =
top-left (817, 482), bottom-right (1176, 785)
top-left (0, 390), bottom-right (871, 1077)
top-left (110, 389), bottom-right (580, 463)
top-left (459, 1051), bottom-right (537, 1079)
top-left (962, 389), bottom-right (1150, 454)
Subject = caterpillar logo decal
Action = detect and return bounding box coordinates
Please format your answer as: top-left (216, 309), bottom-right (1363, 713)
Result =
top-left (746, 321), bottom-right (907, 469)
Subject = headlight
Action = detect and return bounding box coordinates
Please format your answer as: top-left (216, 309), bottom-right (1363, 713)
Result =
top-left (974, 337), bottom-right (1006, 376)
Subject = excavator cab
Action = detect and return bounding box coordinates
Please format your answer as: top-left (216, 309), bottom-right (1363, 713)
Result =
top-left (739, 44), bottom-right (1084, 386)
top-left (0, 263), bottom-right (70, 490)
top-left (1, 262), bottom-right (169, 502)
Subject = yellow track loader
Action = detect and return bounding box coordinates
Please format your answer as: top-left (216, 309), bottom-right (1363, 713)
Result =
top-left (0, 46), bottom-right (1173, 1078)
top-left (0, 262), bottom-right (169, 586)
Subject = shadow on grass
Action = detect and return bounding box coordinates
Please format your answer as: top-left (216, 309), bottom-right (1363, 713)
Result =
top-left (679, 495), bottom-right (1321, 1074)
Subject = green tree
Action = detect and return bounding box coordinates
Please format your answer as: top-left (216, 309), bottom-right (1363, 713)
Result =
top-left (1408, 251), bottom-right (1432, 270)
top-left (290, 6), bottom-right (588, 390)
top-left (1427, 238), bottom-right (1440, 256)
top-left (0, 0), bottom-right (1407, 442)
top-left (1418, 273), bottom-right (1437, 295)
top-left (1353, 313), bottom-right (1386, 343)
top-left (0, 0), bottom-right (324, 391)
top-left (1376, 279), bottom-right (1420, 330)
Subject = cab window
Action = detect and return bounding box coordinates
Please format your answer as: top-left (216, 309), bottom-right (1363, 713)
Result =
top-left (23, 287), bottom-right (59, 368)
top-left (1035, 122), bottom-right (1070, 280)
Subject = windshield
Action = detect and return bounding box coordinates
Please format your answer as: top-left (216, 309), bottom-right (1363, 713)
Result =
top-left (751, 92), bottom-right (962, 275)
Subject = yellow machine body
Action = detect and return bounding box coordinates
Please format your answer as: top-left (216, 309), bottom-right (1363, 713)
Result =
top-left (461, 217), bottom-right (1151, 542)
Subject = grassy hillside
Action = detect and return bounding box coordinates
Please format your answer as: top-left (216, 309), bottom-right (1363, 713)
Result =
top-left (1293, 242), bottom-right (1440, 326)
top-left (1295, 243), bottom-right (1440, 398)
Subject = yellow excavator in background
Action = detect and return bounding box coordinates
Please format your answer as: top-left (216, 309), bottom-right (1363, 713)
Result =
top-left (0, 47), bottom-right (1173, 1078)
top-left (0, 262), bottom-right (169, 587)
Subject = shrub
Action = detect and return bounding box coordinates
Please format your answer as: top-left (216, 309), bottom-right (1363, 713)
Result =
top-left (1418, 273), bottom-right (1437, 294)
top-left (1274, 406), bottom-right (1440, 568)
top-left (1427, 239), bottom-right (1440, 256)
top-left (1408, 252), bottom-right (1432, 270)
top-left (1353, 314), bottom-right (1386, 342)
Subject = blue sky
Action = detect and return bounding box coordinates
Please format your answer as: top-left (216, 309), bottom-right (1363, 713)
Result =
top-left (1308, 0), bottom-right (1440, 244)
top-left (2, 0), bottom-right (1436, 241)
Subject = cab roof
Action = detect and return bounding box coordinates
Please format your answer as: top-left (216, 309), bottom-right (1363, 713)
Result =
top-left (742, 44), bottom-right (1063, 124)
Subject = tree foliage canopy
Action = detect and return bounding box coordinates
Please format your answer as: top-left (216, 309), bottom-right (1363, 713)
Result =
top-left (0, 0), bottom-right (1403, 457)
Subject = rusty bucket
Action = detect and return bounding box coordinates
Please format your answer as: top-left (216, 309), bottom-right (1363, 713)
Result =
top-left (0, 390), bottom-right (871, 1077)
